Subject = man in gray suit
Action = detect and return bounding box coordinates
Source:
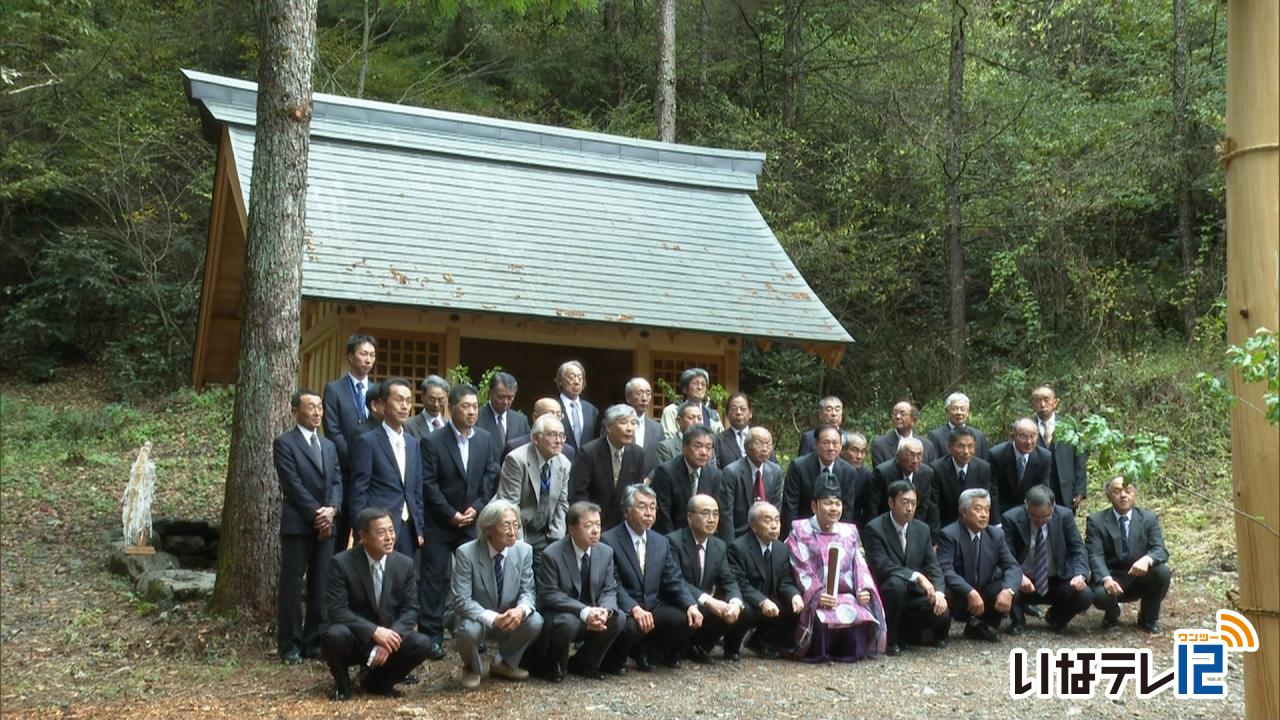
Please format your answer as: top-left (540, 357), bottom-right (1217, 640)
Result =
top-left (1087, 476), bottom-right (1171, 633)
top-left (527, 501), bottom-right (624, 681)
top-left (654, 401), bottom-right (704, 467)
top-left (495, 415), bottom-right (571, 563)
top-left (477, 372), bottom-right (530, 450)
top-left (625, 377), bottom-right (663, 478)
top-left (451, 499), bottom-right (544, 688)
top-left (1002, 484), bottom-right (1092, 635)
top-left (405, 375), bottom-right (449, 441)
top-left (720, 427), bottom-right (783, 540)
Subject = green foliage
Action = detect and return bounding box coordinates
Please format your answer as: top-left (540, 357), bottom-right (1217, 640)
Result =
top-left (1196, 327), bottom-right (1280, 425)
top-left (1055, 414), bottom-right (1172, 490)
top-left (444, 363), bottom-right (503, 404)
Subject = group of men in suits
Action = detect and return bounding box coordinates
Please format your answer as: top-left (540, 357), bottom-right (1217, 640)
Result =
top-left (275, 341), bottom-right (1173, 699)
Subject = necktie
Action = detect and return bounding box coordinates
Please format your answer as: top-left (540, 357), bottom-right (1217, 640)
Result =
top-left (494, 552), bottom-right (505, 599)
top-left (432, 417), bottom-right (442, 431)
top-left (356, 381), bottom-right (367, 422)
top-left (540, 462), bottom-right (552, 497)
top-left (371, 560), bottom-right (383, 605)
top-left (612, 448), bottom-right (623, 486)
top-left (636, 536), bottom-right (646, 574)
top-left (390, 434), bottom-right (408, 521)
top-left (1119, 515), bottom-right (1131, 557)
top-left (969, 533), bottom-right (981, 587)
top-left (309, 432), bottom-right (323, 468)
top-left (691, 467), bottom-right (700, 495)
top-left (579, 551), bottom-right (593, 604)
top-left (958, 467), bottom-right (967, 486)
top-left (764, 545), bottom-right (774, 590)
top-left (458, 433), bottom-right (469, 473)
top-left (1017, 454), bottom-right (1027, 482)
top-left (1044, 420), bottom-right (1055, 446)
top-left (899, 524), bottom-right (908, 555)
top-left (1034, 525), bottom-right (1049, 596)
top-left (572, 401), bottom-right (583, 445)
top-left (753, 467), bottom-right (767, 502)
top-left (696, 544), bottom-right (705, 586)
top-left (906, 473), bottom-right (914, 489)
top-left (737, 430), bottom-right (746, 456)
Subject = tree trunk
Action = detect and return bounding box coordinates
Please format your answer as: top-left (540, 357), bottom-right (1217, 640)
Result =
top-left (210, 0), bottom-right (316, 619)
top-left (1173, 0), bottom-right (1196, 339)
top-left (781, 0), bottom-right (805, 128)
top-left (698, 0), bottom-right (709, 93)
top-left (605, 0), bottom-right (625, 104)
top-left (356, 0), bottom-right (375, 98)
top-left (944, 0), bottom-right (967, 384)
top-left (656, 0), bottom-right (676, 142)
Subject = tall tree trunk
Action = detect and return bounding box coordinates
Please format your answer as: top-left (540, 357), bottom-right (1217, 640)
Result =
top-left (781, 0), bottom-right (805, 128)
top-left (605, 0), bottom-right (625, 104)
top-left (944, 0), bottom-right (967, 384)
top-left (1173, 0), bottom-right (1196, 339)
top-left (698, 0), bottom-right (709, 93)
top-left (356, 0), bottom-right (375, 98)
top-left (211, 0), bottom-right (316, 618)
top-left (656, 0), bottom-right (676, 141)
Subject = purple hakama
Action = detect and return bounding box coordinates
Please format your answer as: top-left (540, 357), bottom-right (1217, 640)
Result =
top-left (786, 517), bottom-right (886, 662)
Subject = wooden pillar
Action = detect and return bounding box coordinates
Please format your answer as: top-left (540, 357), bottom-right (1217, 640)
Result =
top-left (633, 342), bottom-right (651, 381)
top-left (1224, 1), bottom-right (1279, 716)
top-left (444, 326), bottom-right (462, 372)
top-left (722, 345), bottom-right (740, 394)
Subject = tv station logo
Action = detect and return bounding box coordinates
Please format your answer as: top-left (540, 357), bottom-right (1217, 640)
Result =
top-left (1009, 609), bottom-right (1259, 700)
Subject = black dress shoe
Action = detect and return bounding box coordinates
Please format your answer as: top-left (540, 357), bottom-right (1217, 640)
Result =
top-left (1008, 622), bottom-right (1026, 636)
top-left (632, 653), bottom-right (656, 673)
top-left (280, 651), bottom-right (304, 665)
top-left (1102, 608), bottom-right (1121, 630)
top-left (661, 653), bottom-right (683, 669)
top-left (933, 639), bottom-right (948, 650)
top-left (567, 657), bottom-right (604, 680)
top-left (363, 683), bottom-right (404, 698)
top-left (746, 641), bottom-right (779, 659)
top-left (601, 662), bottom-right (628, 676)
top-left (885, 644), bottom-right (903, 657)
top-left (963, 622), bottom-right (999, 643)
top-left (722, 650), bottom-right (741, 662)
top-left (331, 687), bottom-right (352, 701)
top-left (1138, 620), bottom-right (1161, 634)
top-left (1024, 604), bottom-right (1045, 619)
top-left (402, 673), bottom-right (421, 685)
top-left (426, 642), bottom-right (447, 661)
top-left (687, 645), bottom-right (714, 664)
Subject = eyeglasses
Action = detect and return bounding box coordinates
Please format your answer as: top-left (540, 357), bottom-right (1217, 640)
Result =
top-left (496, 521), bottom-right (521, 532)
top-left (691, 509), bottom-right (719, 518)
top-left (540, 432), bottom-right (566, 440)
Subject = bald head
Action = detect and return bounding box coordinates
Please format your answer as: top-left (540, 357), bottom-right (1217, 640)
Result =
top-left (532, 397), bottom-right (563, 422)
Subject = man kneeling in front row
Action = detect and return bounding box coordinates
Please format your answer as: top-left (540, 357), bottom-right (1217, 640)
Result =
top-left (322, 508), bottom-right (432, 700)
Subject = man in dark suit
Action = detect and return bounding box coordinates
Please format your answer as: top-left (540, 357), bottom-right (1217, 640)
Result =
top-left (569, 404), bottom-right (645, 529)
top-left (927, 392), bottom-right (990, 461)
top-left (625, 377), bottom-right (663, 478)
top-left (322, 333), bottom-right (377, 548)
top-left (450, 500), bottom-right (543, 689)
top-left (720, 427), bottom-right (783, 540)
top-left (871, 400), bottom-right (937, 467)
top-left (557, 360), bottom-right (599, 453)
top-left (781, 425), bottom-right (868, 536)
top-left (1032, 385), bottom-right (1088, 513)
top-left (528, 502), bottom-right (625, 681)
top-left (862, 481), bottom-right (951, 656)
top-left (418, 383), bottom-right (500, 654)
top-left (666, 494), bottom-right (745, 662)
top-left (1086, 476), bottom-right (1171, 633)
top-left (476, 371), bottom-right (530, 451)
top-left (714, 392), bottom-right (753, 469)
top-left (650, 426), bottom-right (725, 535)
top-left (654, 401), bottom-right (704, 467)
top-left (494, 415), bottom-right (571, 562)
top-left (797, 395), bottom-right (846, 456)
top-left (600, 484), bottom-right (703, 672)
top-left (989, 418), bottom-right (1053, 515)
top-left (502, 397), bottom-right (576, 463)
top-left (1002, 484), bottom-right (1093, 634)
top-left (936, 488), bottom-right (1021, 642)
top-left (321, 508), bottom-right (432, 700)
top-left (350, 381), bottom-right (383, 440)
top-left (840, 432), bottom-right (869, 471)
top-left (349, 378), bottom-right (424, 560)
top-left (871, 437), bottom-right (941, 541)
top-left (404, 375), bottom-right (449, 441)
top-left (275, 388), bottom-right (343, 664)
top-left (931, 426), bottom-right (997, 529)
top-left (726, 501), bottom-right (802, 658)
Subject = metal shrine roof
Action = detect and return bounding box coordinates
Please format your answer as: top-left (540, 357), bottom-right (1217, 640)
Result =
top-left (183, 69), bottom-right (852, 345)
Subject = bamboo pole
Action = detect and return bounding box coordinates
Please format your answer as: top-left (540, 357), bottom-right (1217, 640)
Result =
top-left (1224, 1), bottom-right (1278, 716)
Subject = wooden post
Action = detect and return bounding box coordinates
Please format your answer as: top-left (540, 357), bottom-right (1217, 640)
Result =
top-left (1225, 1), bottom-right (1278, 716)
